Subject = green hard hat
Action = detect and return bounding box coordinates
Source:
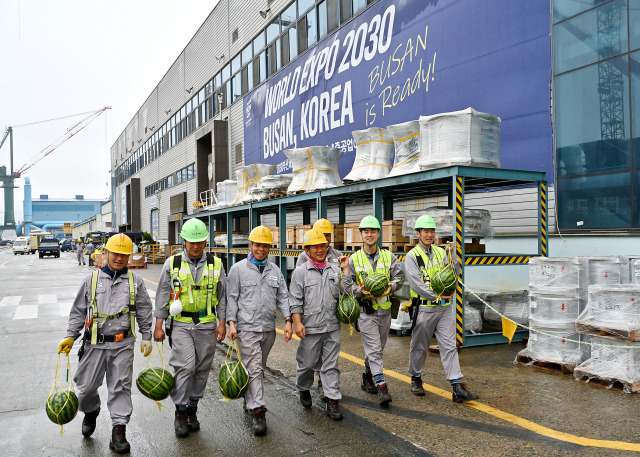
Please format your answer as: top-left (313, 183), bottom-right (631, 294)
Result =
top-left (359, 216), bottom-right (381, 230)
top-left (181, 219), bottom-right (209, 242)
top-left (415, 214), bottom-right (436, 230)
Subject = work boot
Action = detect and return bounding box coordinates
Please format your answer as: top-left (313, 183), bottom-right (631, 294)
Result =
top-left (452, 383), bottom-right (478, 403)
top-left (81, 408), bottom-right (100, 437)
top-left (317, 378), bottom-right (325, 400)
top-left (109, 425), bottom-right (130, 454)
top-left (361, 372), bottom-right (377, 394)
top-left (411, 376), bottom-right (426, 396)
top-left (299, 390), bottom-right (312, 409)
top-left (252, 407), bottom-right (268, 436)
top-left (378, 383), bottom-right (392, 406)
top-left (326, 399), bottom-right (343, 421)
top-left (174, 407), bottom-right (189, 438)
top-left (186, 405), bottom-right (200, 432)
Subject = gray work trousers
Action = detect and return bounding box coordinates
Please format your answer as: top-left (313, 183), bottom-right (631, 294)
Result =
top-left (296, 329), bottom-right (341, 400)
top-left (77, 251), bottom-right (85, 264)
top-left (359, 310), bottom-right (392, 378)
top-left (409, 305), bottom-right (463, 381)
top-left (74, 343), bottom-right (134, 426)
top-left (168, 321), bottom-right (217, 405)
top-left (237, 330), bottom-right (276, 410)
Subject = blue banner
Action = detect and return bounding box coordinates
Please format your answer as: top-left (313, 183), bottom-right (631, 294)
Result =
top-left (243, 0), bottom-right (552, 179)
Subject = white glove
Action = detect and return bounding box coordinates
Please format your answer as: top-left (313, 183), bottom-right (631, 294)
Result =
top-left (169, 298), bottom-right (183, 317)
top-left (141, 340), bottom-right (152, 357)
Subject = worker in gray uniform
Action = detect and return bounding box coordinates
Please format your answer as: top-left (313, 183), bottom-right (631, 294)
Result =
top-left (86, 240), bottom-right (95, 267)
top-left (290, 228), bottom-right (353, 421)
top-left (347, 216), bottom-right (404, 406)
top-left (404, 214), bottom-right (477, 403)
top-left (295, 218), bottom-right (342, 398)
top-left (227, 225), bottom-right (292, 436)
top-left (153, 218), bottom-right (227, 438)
top-left (76, 238), bottom-right (86, 265)
top-left (58, 234), bottom-right (153, 454)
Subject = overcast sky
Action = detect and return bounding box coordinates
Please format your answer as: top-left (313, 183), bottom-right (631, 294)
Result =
top-left (0, 0), bottom-right (218, 221)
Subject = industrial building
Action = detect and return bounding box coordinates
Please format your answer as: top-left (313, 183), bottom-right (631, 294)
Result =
top-left (110, 0), bottom-right (639, 258)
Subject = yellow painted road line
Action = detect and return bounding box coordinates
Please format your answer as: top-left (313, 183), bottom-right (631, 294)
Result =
top-left (275, 328), bottom-right (640, 452)
top-left (144, 278), bottom-right (158, 285)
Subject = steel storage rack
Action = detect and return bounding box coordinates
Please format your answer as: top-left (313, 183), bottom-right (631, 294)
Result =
top-left (188, 165), bottom-right (548, 347)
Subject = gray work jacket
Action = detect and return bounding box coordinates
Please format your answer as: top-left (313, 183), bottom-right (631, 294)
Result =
top-left (295, 245), bottom-right (342, 269)
top-left (226, 259), bottom-right (290, 332)
top-left (405, 243), bottom-right (461, 301)
top-left (154, 252), bottom-right (227, 321)
top-left (347, 248), bottom-right (405, 299)
top-left (66, 269), bottom-right (153, 348)
top-left (289, 261), bottom-right (352, 334)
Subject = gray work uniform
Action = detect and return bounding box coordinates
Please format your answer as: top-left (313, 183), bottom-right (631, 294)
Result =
top-left (405, 244), bottom-right (463, 381)
top-left (65, 269), bottom-right (153, 426)
top-left (289, 262), bottom-right (352, 400)
top-left (226, 259), bottom-right (290, 410)
top-left (348, 249), bottom-right (404, 378)
top-left (76, 242), bottom-right (85, 264)
top-left (155, 253), bottom-right (227, 405)
top-left (86, 243), bottom-right (95, 266)
top-left (295, 245), bottom-right (342, 268)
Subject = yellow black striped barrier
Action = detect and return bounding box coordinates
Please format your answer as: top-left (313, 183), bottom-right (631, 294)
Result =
top-left (465, 255), bottom-right (532, 265)
top-left (540, 182), bottom-right (547, 257)
top-left (455, 177), bottom-right (464, 346)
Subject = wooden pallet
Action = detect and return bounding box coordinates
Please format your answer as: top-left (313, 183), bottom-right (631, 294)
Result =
top-left (127, 264), bottom-right (148, 269)
top-left (268, 192), bottom-right (287, 200)
top-left (332, 242), bottom-right (345, 251)
top-left (574, 368), bottom-right (640, 393)
top-left (404, 243), bottom-right (418, 252)
top-left (343, 243), bottom-right (361, 252)
top-left (516, 354), bottom-right (574, 374)
top-left (381, 242), bottom-right (407, 252)
top-left (574, 321), bottom-right (640, 342)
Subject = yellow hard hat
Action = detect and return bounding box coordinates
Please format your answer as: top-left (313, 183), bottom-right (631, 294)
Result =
top-left (105, 234), bottom-right (133, 255)
top-left (313, 218), bottom-right (333, 234)
top-left (248, 225), bottom-right (273, 244)
top-left (303, 228), bottom-right (327, 247)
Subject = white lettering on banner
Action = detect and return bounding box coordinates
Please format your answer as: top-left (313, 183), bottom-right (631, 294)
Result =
top-left (264, 67), bottom-right (301, 118)
top-left (300, 81), bottom-right (354, 141)
top-left (263, 110), bottom-right (297, 158)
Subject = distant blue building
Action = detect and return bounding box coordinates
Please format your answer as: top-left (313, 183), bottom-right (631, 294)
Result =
top-left (32, 195), bottom-right (107, 222)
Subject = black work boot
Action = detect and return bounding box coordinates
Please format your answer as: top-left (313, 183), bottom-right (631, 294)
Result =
top-left (174, 406), bottom-right (190, 438)
top-left (81, 408), bottom-right (100, 437)
top-left (361, 372), bottom-right (377, 394)
top-left (411, 376), bottom-right (426, 396)
top-left (299, 390), bottom-right (312, 409)
top-left (186, 405), bottom-right (200, 432)
top-left (452, 383), bottom-right (478, 403)
top-left (252, 406), bottom-right (268, 436)
top-left (109, 425), bottom-right (130, 454)
top-left (378, 383), bottom-right (392, 406)
top-left (326, 399), bottom-right (343, 421)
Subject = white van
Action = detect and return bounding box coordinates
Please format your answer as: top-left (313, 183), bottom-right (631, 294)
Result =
top-left (13, 236), bottom-right (37, 255)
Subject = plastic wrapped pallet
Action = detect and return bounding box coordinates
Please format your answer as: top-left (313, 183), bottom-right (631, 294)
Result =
top-left (528, 257), bottom-right (584, 296)
top-left (343, 127), bottom-right (394, 182)
top-left (387, 121), bottom-right (421, 177)
top-left (285, 147), bottom-right (342, 193)
top-left (464, 305), bottom-right (482, 333)
top-left (483, 290), bottom-right (529, 327)
top-left (402, 207), bottom-right (494, 239)
top-left (574, 336), bottom-right (640, 393)
top-left (419, 107), bottom-right (501, 170)
top-left (232, 164), bottom-right (276, 204)
top-left (212, 179), bottom-right (237, 208)
top-left (214, 234), bottom-right (249, 247)
top-left (260, 174), bottom-right (293, 196)
top-left (529, 292), bottom-right (583, 323)
top-left (581, 256), bottom-right (626, 286)
top-left (518, 318), bottom-right (586, 368)
top-left (574, 284), bottom-right (640, 339)
top-left (633, 259), bottom-right (640, 284)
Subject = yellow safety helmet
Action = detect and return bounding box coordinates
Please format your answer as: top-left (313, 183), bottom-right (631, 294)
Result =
top-left (303, 228), bottom-right (327, 247)
top-left (105, 234), bottom-right (133, 255)
top-left (248, 225), bottom-right (273, 244)
top-left (313, 218), bottom-right (333, 234)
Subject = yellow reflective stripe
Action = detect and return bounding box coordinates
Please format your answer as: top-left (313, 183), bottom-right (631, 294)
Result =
top-left (128, 271), bottom-right (136, 337)
top-left (90, 270), bottom-right (99, 345)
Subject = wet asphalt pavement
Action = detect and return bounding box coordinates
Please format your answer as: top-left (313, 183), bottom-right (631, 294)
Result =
top-left (1, 247), bottom-right (639, 456)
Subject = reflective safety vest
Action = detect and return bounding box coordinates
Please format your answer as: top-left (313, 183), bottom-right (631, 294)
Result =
top-left (352, 248), bottom-right (392, 310)
top-left (409, 244), bottom-right (450, 306)
top-left (168, 254), bottom-right (222, 324)
top-left (89, 270), bottom-right (136, 345)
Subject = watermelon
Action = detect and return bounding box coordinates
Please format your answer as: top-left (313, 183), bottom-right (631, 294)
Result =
top-left (337, 295), bottom-right (360, 325)
top-left (136, 367), bottom-right (175, 401)
top-left (430, 265), bottom-right (458, 297)
top-left (218, 361), bottom-right (249, 400)
top-left (364, 272), bottom-right (389, 297)
top-left (46, 390), bottom-right (78, 425)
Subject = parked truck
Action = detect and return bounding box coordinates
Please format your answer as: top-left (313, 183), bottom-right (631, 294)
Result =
top-left (12, 236), bottom-right (37, 255)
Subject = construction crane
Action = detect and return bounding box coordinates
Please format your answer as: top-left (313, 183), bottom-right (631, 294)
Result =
top-left (0, 106), bottom-right (111, 231)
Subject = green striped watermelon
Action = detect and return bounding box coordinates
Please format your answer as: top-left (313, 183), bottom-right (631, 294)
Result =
top-left (430, 265), bottom-right (458, 297)
top-left (364, 272), bottom-right (389, 297)
top-left (218, 361), bottom-right (249, 400)
top-left (337, 295), bottom-right (360, 325)
top-left (136, 367), bottom-right (175, 401)
top-left (46, 390), bottom-right (78, 425)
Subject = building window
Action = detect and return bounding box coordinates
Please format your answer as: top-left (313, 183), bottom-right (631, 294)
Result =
top-left (236, 143), bottom-right (243, 163)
